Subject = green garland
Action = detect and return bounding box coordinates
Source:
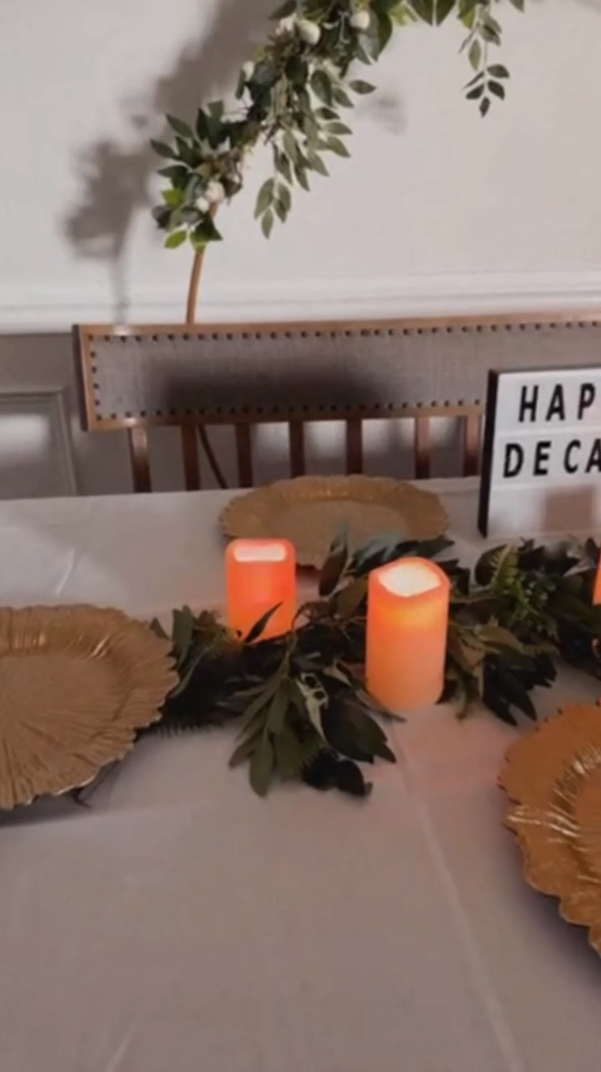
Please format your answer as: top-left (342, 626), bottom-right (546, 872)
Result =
top-left (146, 530), bottom-right (601, 800)
top-left (151, 0), bottom-right (526, 251)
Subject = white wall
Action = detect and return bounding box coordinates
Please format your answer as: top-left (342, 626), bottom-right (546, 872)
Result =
top-left (2, 0), bottom-right (601, 494)
top-left (3, 0), bottom-right (601, 327)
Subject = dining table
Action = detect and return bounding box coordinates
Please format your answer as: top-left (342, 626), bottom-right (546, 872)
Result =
top-left (1, 476), bottom-right (600, 1072)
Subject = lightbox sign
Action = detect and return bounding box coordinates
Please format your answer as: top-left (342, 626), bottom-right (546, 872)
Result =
top-left (478, 366), bottom-right (601, 537)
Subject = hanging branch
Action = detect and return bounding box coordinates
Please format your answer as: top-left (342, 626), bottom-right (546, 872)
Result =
top-left (185, 250), bottom-right (208, 325)
top-left (151, 1), bottom-right (526, 251)
top-left (182, 206), bottom-right (229, 488)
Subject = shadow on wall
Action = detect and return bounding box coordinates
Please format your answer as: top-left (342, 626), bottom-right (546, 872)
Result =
top-left (63, 0), bottom-right (404, 322)
top-left (63, 0), bottom-right (276, 321)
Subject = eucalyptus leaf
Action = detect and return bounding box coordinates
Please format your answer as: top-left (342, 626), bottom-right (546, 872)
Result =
top-left (349, 79), bottom-right (376, 94)
top-left (239, 673), bottom-right (282, 733)
top-left (151, 139), bottom-right (177, 160)
top-left (191, 216), bottom-right (222, 249)
top-left (278, 183), bottom-right (292, 212)
top-left (479, 623), bottom-right (524, 652)
top-left (294, 164), bottom-right (310, 190)
top-left (326, 121), bottom-right (352, 135)
top-left (283, 130), bottom-right (299, 163)
top-left (319, 523), bottom-right (349, 596)
top-left (162, 188), bottom-right (184, 208)
top-left (468, 39), bottom-right (481, 70)
top-left (195, 109), bottom-right (209, 140)
top-left (151, 205), bottom-right (172, 229)
top-left (175, 137), bottom-right (199, 168)
top-left (310, 69), bottom-right (333, 105)
top-left (335, 760), bottom-right (372, 798)
top-left (332, 86), bottom-right (353, 108)
top-left (168, 649), bottom-right (206, 699)
top-left (172, 606), bottom-right (194, 666)
top-left (166, 114), bottom-right (194, 139)
top-left (255, 178), bottom-right (275, 218)
top-left (315, 106), bottom-right (339, 120)
top-left (321, 706), bottom-right (372, 762)
top-left (266, 686), bottom-right (289, 736)
top-left (410, 0), bottom-right (434, 24)
top-left (157, 164), bottom-right (190, 186)
top-left (262, 210), bottom-right (275, 238)
top-left (250, 737), bottom-right (274, 796)
top-left (333, 577), bottom-right (367, 620)
top-left (300, 750), bottom-right (340, 791)
top-left (302, 752), bottom-right (372, 797)
top-left (325, 136), bottom-right (351, 158)
top-left (376, 13), bottom-right (393, 53)
top-left (245, 603), bottom-right (282, 644)
top-left (164, 230), bottom-right (187, 249)
top-left (435, 0), bottom-right (456, 24)
top-left (307, 150), bottom-right (329, 177)
top-left (229, 728), bottom-right (263, 768)
top-left (275, 724), bottom-right (322, 780)
top-left (322, 664), bottom-right (353, 688)
top-left (274, 727), bottom-right (304, 780)
top-left (352, 686), bottom-right (406, 723)
top-left (275, 151), bottom-right (293, 183)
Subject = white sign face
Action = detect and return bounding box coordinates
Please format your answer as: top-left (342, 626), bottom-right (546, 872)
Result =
top-left (478, 366), bottom-right (601, 538)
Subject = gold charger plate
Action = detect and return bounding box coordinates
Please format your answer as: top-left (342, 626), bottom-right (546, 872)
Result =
top-left (221, 475), bottom-right (448, 567)
top-left (0, 605), bottom-right (176, 810)
top-left (500, 702), bottom-right (601, 956)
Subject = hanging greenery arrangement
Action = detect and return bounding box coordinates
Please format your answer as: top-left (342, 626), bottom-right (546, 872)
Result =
top-left (151, 0), bottom-right (526, 251)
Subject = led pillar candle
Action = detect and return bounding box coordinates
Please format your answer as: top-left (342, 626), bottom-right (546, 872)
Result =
top-left (594, 556), bottom-right (601, 605)
top-left (366, 556), bottom-right (450, 712)
top-left (226, 538), bottom-right (296, 640)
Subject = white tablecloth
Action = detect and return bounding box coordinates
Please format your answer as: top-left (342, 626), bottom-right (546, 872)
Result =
top-left (1, 480), bottom-right (600, 1072)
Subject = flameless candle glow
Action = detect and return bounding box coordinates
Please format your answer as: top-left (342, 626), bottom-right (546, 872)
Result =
top-left (366, 556), bottom-right (450, 712)
top-left (594, 557), bottom-right (601, 605)
top-left (226, 538), bottom-right (296, 640)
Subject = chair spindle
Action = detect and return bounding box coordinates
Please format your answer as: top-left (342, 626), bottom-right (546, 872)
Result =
top-left (181, 425), bottom-right (202, 490)
top-left (414, 417), bottom-right (431, 479)
top-left (235, 424), bottom-right (254, 487)
top-left (288, 421), bottom-right (306, 477)
top-left (346, 418), bottom-right (363, 474)
top-left (462, 413), bottom-right (482, 477)
top-left (128, 427), bottom-right (152, 493)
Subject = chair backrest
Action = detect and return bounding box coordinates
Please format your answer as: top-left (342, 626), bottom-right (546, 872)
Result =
top-left (74, 312), bottom-right (601, 491)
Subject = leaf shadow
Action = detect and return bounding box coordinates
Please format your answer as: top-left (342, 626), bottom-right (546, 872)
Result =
top-left (365, 90), bottom-right (405, 134)
top-left (62, 0), bottom-right (276, 320)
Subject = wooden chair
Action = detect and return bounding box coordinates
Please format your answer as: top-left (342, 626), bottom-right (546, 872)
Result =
top-left (73, 311), bottom-right (601, 492)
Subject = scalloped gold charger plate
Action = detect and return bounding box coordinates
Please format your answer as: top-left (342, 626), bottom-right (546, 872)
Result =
top-left (500, 702), bottom-right (601, 956)
top-left (221, 475), bottom-right (448, 568)
top-left (0, 605), bottom-right (176, 810)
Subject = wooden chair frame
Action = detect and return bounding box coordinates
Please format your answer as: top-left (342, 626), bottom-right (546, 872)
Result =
top-left (74, 310), bottom-right (601, 492)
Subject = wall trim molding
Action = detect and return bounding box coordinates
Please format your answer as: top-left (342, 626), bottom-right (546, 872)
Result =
top-left (2, 270), bottom-right (601, 332)
top-left (0, 387), bottom-right (78, 497)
